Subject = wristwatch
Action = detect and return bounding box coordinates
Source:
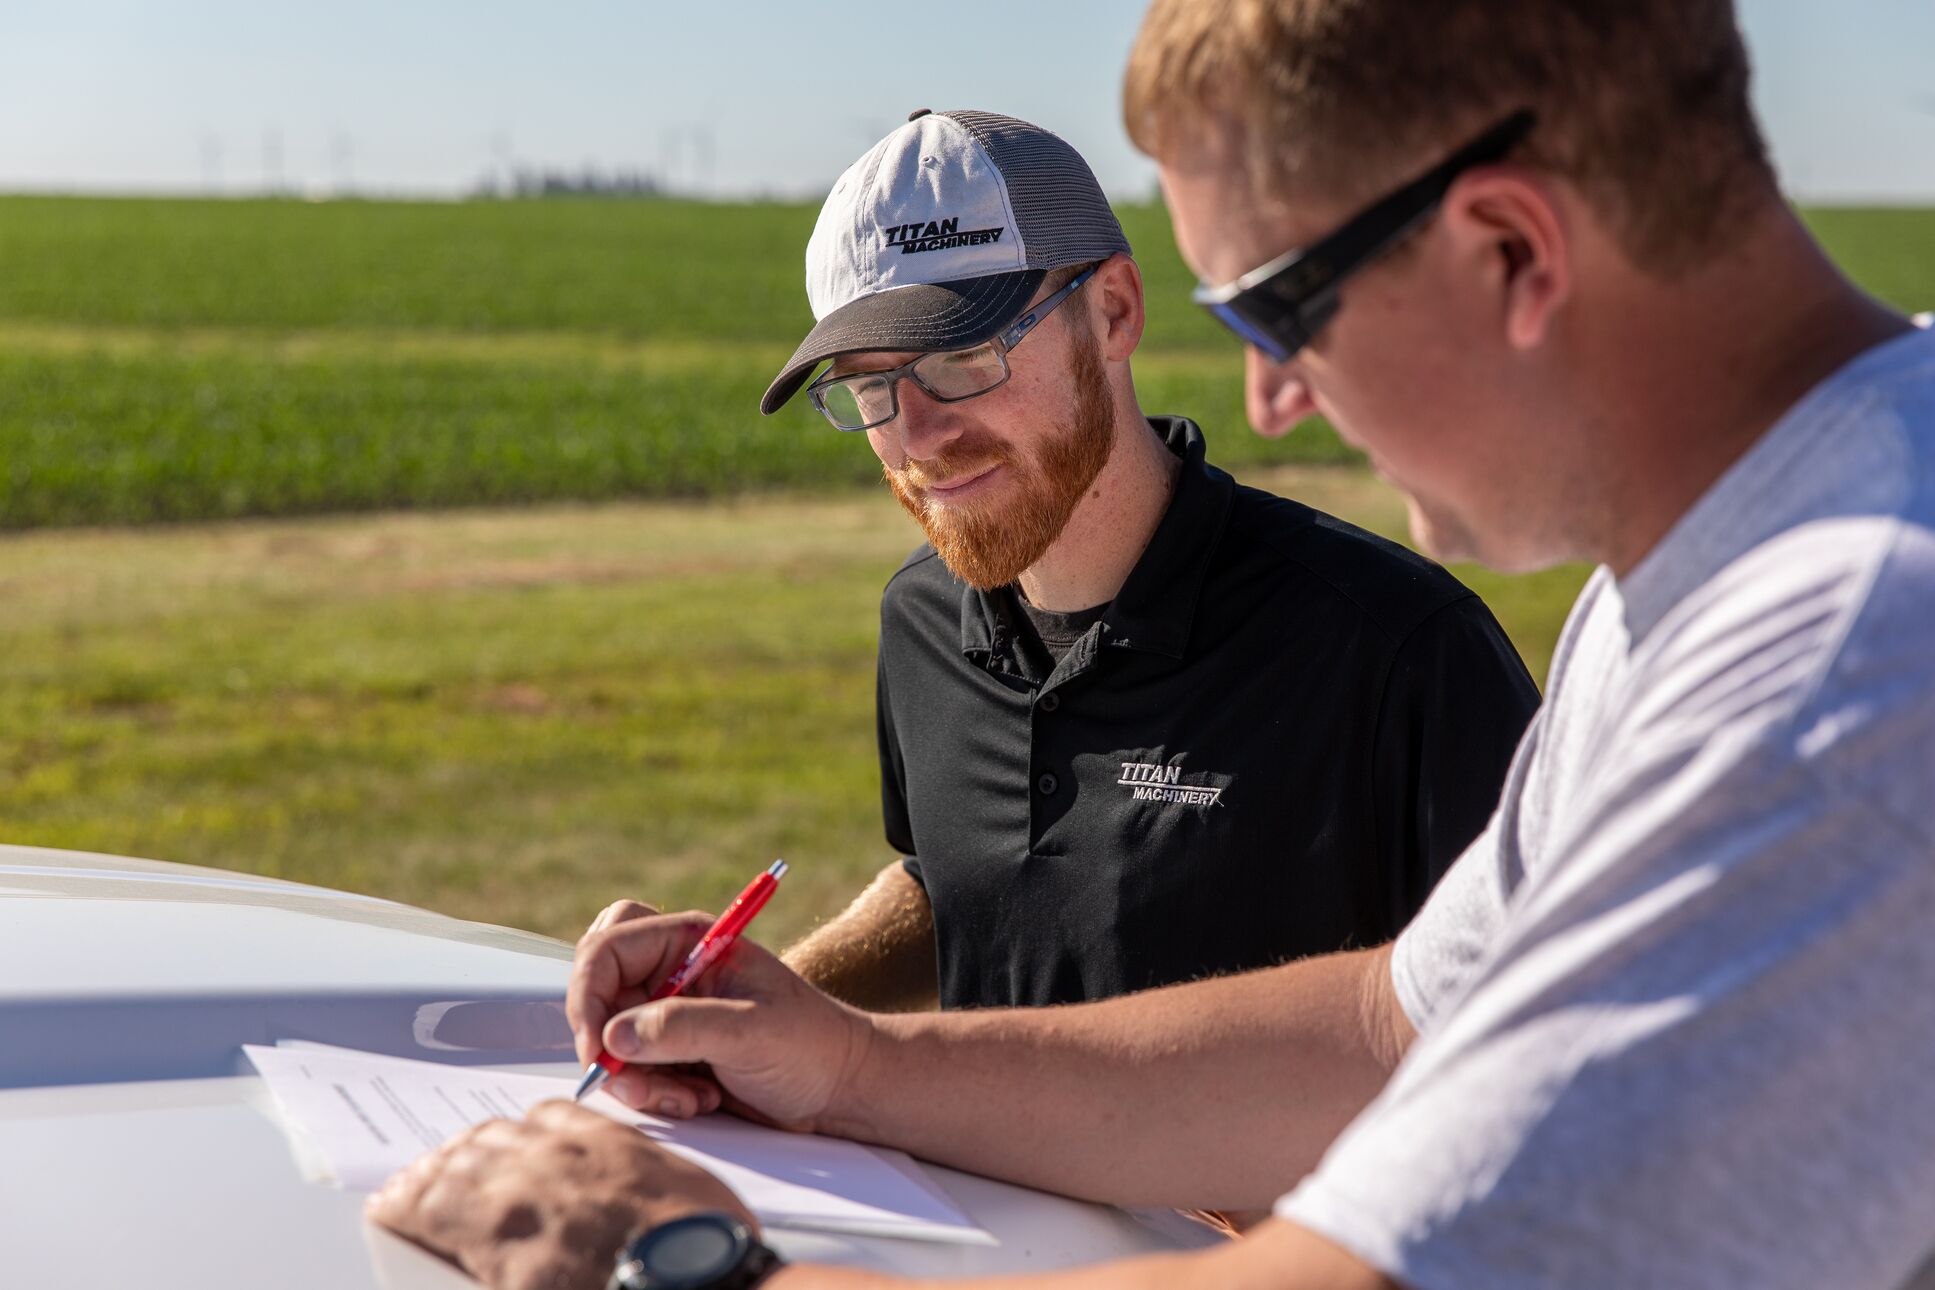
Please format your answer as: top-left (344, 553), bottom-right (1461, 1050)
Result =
top-left (607, 1211), bottom-right (784, 1290)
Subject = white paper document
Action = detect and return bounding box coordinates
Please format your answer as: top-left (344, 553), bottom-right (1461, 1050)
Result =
top-left (244, 1042), bottom-right (991, 1244)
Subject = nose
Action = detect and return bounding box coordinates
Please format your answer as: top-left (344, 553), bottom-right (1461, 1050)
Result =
top-left (1245, 346), bottom-right (1317, 439)
top-left (875, 378), bottom-right (967, 467)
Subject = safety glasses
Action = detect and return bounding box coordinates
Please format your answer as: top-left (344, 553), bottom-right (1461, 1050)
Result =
top-left (1192, 110), bottom-right (1536, 364)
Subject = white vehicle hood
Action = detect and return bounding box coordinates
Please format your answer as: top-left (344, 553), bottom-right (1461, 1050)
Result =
top-left (0, 844), bottom-right (576, 1089)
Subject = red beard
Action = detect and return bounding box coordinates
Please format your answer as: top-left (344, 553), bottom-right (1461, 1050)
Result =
top-left (883, 328), bottom-right (1115, 591)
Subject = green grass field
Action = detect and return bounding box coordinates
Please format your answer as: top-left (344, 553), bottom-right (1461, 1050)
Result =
top-left (0, 467), bottom-right (1587, 945)
top-left (0, 196), bottom-right (1925, 942)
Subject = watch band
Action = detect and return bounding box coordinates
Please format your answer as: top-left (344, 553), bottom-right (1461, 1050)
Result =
top-left (728, 1241), bottom-right (783, 1290)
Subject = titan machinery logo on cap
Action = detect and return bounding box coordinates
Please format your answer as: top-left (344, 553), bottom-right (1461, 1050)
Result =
top-left (881, 217), bottom-right (1006, 255)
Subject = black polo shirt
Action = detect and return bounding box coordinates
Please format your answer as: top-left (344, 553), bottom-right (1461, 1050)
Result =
top-left (876, 416), bottom-right (1541, 1010)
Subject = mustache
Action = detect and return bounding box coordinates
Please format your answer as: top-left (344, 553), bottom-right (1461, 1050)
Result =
top-left (887, 443), bottom-right (1015, 491)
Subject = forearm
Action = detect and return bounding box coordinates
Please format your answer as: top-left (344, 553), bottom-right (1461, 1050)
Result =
top-left (823, 946), bottom-right (1412, 1211)
top-left (765, 1250), bottom-right (1229, 1290)
top-left (766, 1220), bottom-right (1395, 1290)
top-left (763, 1259), bottom-right (1200, 1290)
top-left (784, 861), bottom-right (939, 1013)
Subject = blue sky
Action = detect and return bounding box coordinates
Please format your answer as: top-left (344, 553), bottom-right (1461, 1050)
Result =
top-left (2, 0), bottom-right (1931, 202)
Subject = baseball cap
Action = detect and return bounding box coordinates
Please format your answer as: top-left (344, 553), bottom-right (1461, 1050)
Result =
top-left (759, 108), bottom-right (1132, 415)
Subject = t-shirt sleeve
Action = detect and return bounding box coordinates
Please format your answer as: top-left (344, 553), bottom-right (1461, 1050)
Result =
top-left (1386, 801), bottom-right (1510, 1034)
top-left (876, 649), bottom-right (917, 866)
top-left (1277, 570), bottom-right (1935, 1290)
top-left (1369, 595), bottom-right (1541, 932)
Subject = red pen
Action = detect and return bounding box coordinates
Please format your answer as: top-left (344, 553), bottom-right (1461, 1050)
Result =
top-left (573, 859), bottom-right (788, 1102)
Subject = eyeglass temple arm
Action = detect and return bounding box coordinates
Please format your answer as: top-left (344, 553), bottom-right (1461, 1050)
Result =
top-left (1259, 109), bottom-right (1538, 308)
top-left (996, 262), bottom-right (1101, 349)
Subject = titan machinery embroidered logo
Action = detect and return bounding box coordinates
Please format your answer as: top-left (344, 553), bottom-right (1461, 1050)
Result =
top-left (1117, 762), bottom-right (1225, 808)
top-left (882, 217), bottom-right (1006, 255)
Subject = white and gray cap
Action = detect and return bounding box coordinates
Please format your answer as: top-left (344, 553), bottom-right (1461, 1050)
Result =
top-left (760, 108), bottom-right (1131, 415)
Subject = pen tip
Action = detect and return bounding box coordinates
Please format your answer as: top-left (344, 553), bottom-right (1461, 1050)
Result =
top-left (573, 1063), bottom-right (609, 1102)
top-left (769, 859), bottom-right (788, 878)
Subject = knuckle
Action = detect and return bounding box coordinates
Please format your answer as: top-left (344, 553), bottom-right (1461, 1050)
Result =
top-left (585, 898), bottom-right (657, 937)
top-left (634, 1000), bottom-right (692, 1049)
top-left (526, 1099), bottom-right (590, 1130)
top-left (441, 1121), bottom-right (488, 1154)
top-left (619, 1004), bottom-right (663, 1046)
top-left (473, 1118), bottom-right (525, 1150)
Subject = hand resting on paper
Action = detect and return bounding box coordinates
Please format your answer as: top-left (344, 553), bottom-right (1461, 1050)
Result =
top-left (366, 1100), bottom-right (753, 1290)
top-left (570, 902), bottom-right (875, 1133)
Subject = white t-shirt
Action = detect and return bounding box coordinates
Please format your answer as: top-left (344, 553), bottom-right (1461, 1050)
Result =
top-left (1276, 325), bottom-right (1935, 1290)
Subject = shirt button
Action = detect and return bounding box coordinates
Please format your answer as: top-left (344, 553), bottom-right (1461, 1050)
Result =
top-left (1036, 772), bottom-right (1059, 796)
top-left (1038, 692), bottom-right (1060, 713)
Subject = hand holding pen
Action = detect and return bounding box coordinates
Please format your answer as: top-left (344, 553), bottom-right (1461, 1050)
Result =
top-left (574, 859), bottom-right (789, 1102)
top-left (565, 863), bottom-right (874, 1130)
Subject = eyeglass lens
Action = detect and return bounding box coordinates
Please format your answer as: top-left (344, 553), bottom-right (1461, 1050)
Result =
top-left (1207, 301), bottom-right (1292, 364)
top-left (817, 342), bottom-right (1010, 429)
top-left (912, 345), bottom-right (1007, 398)
top-left (817, 378), bottom-right (890, 430)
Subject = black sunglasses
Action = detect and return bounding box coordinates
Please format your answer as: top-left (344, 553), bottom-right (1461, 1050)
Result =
top-left (1192, 109), bottom-right (1537, 364)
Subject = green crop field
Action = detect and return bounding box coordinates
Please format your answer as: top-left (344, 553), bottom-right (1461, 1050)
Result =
top-left (0, 197), bottom-right (1365, 529)
top-left (0, 196), bottom-right (1926, 944)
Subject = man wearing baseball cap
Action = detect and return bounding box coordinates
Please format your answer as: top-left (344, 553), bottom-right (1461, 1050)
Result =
top-left (736, 108), bottom-right (1538, 1017)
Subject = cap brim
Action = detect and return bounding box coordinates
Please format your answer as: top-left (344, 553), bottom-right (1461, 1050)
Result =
top-left (760, 270), bottom-right (1046, 416)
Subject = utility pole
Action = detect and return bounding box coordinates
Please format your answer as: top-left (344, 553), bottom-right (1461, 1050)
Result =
top-left (262, 128), bottom-right (284, 195)
top-left (490, 129), bottom-right (513, 197)
top-left (660, 127), bottom-right (682, 193)
top-left (330, 131), bottom-right (354, 196)
top-left (692, 124), bottom-right (714, 196)
top-left (201, 133), bottom-right (223, 194)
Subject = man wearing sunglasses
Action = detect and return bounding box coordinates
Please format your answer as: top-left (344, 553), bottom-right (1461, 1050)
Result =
top-left (734, 108), bottom-right (1537, 1020)
top-left (372, 5), bottom-right (1935, 1284)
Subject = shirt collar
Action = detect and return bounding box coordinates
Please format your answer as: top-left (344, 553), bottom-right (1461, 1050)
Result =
top-left (959, 416), bottom-right (1234, 664)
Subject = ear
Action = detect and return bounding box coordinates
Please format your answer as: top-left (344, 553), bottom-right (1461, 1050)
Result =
top-left (1440, 169), bottom-right (1571, 351)
top-left (1085, 252), bottom-right (1147, 362)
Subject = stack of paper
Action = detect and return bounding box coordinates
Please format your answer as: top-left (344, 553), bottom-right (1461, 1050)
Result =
top-left (244, 1042), bottom-right (991, 1244)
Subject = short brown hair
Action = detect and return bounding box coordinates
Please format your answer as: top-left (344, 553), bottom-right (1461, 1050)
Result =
top-left (1124, 0), bottom-right (1776, 270)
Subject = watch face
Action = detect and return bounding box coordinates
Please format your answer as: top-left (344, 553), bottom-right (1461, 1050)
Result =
top-left (649, 1221), bottom-right (738, 1279)
top-left (622, 1212), bottom-right (754, 1289)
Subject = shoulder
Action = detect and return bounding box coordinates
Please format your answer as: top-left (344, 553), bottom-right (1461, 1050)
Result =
top-left (1788, 513), bottom-right (1935, 837)
top-left (882, 542), bottom-right (951, 599)
top-left (879, 543), bottom-right (960, 630)
top-left (1222, 481), bottom-right (1481, 645)
top-left (1619, 509), bottom-right (1934, 827)
top-left (1609, 338), bottom-right (1935, 755)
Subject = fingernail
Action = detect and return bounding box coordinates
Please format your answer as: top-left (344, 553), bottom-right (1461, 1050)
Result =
top-left (658, 1097), bottom-right (682, 1117)
top-left (607, 1028), bottom-right (641, 1060)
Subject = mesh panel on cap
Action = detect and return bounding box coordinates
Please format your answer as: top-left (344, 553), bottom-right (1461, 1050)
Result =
top-left (941, 110), bottom-right (1131, 269)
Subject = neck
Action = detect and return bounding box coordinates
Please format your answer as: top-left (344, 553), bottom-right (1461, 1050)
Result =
top-left (1017, 397), bottom-right (1180, 612)
top-left (1572, 206), bottom-right (1912, 577)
